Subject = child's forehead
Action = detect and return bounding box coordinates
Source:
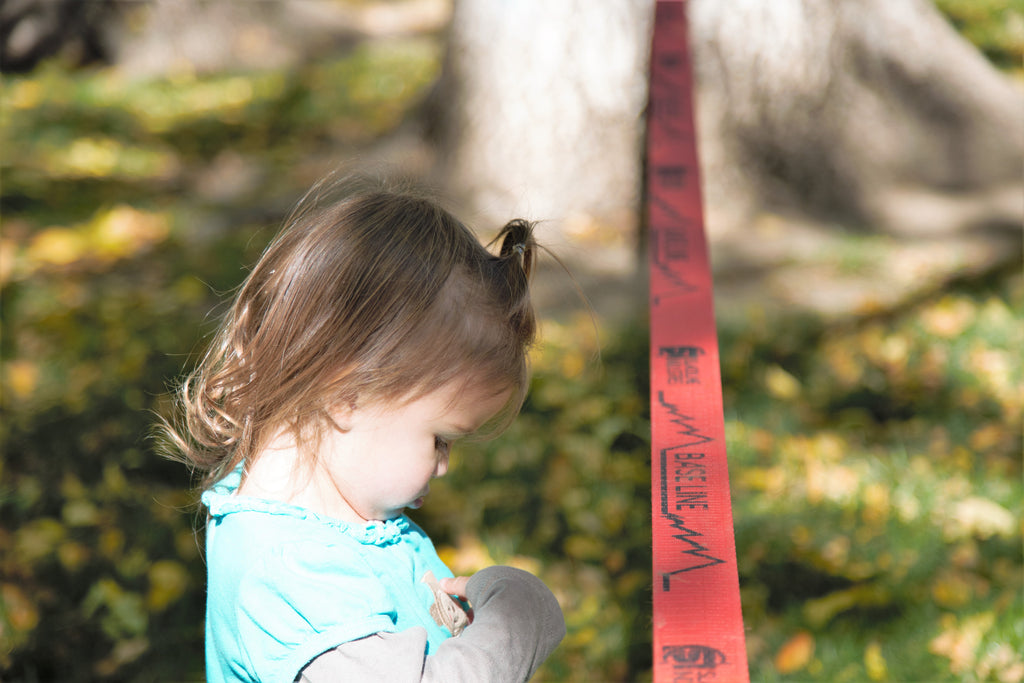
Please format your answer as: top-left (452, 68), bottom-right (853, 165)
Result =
top-left (422, 378), bottom-right (511, 412)
top-left (433, 386), bottom-right (512, 434)
top-left (362, 378), bottom-right (512, 425)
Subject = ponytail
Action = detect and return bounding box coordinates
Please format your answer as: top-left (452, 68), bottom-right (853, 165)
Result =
top-left (491, 219), bottom-right (538, 344)
top-left (496, 218), bottom-right (536, 281)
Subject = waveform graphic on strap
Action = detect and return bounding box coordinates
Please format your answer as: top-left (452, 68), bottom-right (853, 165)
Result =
top-left (656, 390), bottom-right (725, 589)
top-left (647, 2), bottom-right (750, 681)
top-left (650, 195), bottom-right (699, 302)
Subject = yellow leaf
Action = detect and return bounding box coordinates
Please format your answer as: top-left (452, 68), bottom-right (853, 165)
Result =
top-left (765, 364), bottom-right (801, 400)
top-left (102, 464), bottom-right (130, 496)
top-left (9, 79), bottom-right (42, 109)
top-left (749, 428), bottom-right (775, 453)
top-left (790, 525), bottom-right (812, 547)
top-left (14, 517), bottom-right (66, 564)
top-left (565, 533), bottom-right (605, 560)
top-left (930, 612), bottom-right (995, 675)
top-left (1, 583), bottom-right (40, 632)
top-left (861, 482), bottom-right (891, 525)
top-left (560, 350), bottom-right (585, 377)
top-left (90, 205), bottom-right (170, 260)
top-left (739, 466), bottom-right (785, 494)
top-left (61, 472), bottom-right (88, 499)
top-left (807, 462), bottom-right (860, 506)
top-left (775, 630), bottom-right (815, 674)
top-left (62, 499), bottom-right (100, 527)
top-left (969, 423), bottom-right (1007, 453)
top-left (880, 334), bottom-right (909, 365)
top-left (942, 497), bottom-right (1015, 541)
top-left (0, 238), bottom-right (16, 283)
top-left (5, 359), bottom-right (38, 399)
top-left (825, 342), bottom-right (864, 386)
top-left (865, 641), bottom-right (888, 680)
top-left (804, 584), bottom-right (891, 627)
top-left (921, 296), bottom-right (975, 338)
top-left (26, 227), bottom-right (88, 266)
top-left (57, 541), bottom-right (91, 572)
top-left (820, 535), bottom-right (850, 571)
top-left (147, 560), bottom-right (190, 612)
top-left (64, 137), bottom-right (120, 177)
top-left (99, 528), bottom-right (126, 560)
top-left (932, 570), bottom-right (973, 608)
top-left (894, 490), bottom-right (921, 522)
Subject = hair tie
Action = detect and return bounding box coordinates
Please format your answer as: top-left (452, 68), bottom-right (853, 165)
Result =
top-left (513, 243), bottom-right (526, 257)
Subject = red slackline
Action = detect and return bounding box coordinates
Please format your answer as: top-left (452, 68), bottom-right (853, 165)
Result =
top-left (646, 1), bottom-right (750, 681)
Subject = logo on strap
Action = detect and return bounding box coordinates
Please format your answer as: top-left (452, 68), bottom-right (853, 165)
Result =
top-left (663, 644), bottom-right (726, 680)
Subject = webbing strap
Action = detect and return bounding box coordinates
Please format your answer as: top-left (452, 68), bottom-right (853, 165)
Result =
top-left (646, 2), bottom-right (750, 681)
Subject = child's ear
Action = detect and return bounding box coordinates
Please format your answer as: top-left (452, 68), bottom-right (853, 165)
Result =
top-left (325, 400), bottom-right (357, 432)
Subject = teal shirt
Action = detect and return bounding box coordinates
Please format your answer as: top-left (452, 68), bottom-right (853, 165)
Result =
top-left (202, 470), bottom-right (455, 683)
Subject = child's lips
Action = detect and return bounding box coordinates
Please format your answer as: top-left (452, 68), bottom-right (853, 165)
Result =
top-left (411, 487), bottom-right (429, 508)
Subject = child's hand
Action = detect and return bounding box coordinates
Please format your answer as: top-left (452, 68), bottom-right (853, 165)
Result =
top-left (438, 576), bottom-right (474, 625)
top-left (439, 576), bottom-right (471, 600)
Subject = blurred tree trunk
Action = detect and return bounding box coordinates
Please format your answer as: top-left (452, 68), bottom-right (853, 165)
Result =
top-left (429, 0), bottom-right (1023, 248)
top-left (427, 0), bottom-right (652, 255)
top-left (692, 0), bottom-right (1024, 238)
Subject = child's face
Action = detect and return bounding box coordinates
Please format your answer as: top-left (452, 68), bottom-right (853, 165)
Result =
top-left (319, 380), bottom-right (511, 523)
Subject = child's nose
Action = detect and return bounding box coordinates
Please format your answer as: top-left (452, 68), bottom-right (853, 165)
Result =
top-left (435, 453), bottom-right (449, 477)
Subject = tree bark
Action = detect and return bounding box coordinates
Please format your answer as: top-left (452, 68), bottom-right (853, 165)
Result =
top-left (431, 0), bottom-right (1024, 245)
top-left (692, 0), bottom-right (1024, 236)
top-left (426, 0), bottom-right (653, 252)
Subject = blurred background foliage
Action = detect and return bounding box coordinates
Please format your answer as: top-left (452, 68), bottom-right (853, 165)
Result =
top-left (1, 2), bottom-right (1021, 681)
top-left (934, 0), bottom-right (1024, 70)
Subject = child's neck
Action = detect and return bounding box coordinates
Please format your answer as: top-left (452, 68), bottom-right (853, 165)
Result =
top-left (239, 436), bottom-right (366, 525)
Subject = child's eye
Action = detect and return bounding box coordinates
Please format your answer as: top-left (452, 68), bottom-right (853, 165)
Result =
top-left (434, 436), bottom-right (451, 454)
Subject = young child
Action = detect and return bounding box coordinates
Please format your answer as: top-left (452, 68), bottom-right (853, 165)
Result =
top-left (166, 179), bottom-right (566, 682)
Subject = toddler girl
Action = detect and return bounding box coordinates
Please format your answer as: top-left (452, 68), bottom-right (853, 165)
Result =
top-left (166, 179), bottom-right (565, 682)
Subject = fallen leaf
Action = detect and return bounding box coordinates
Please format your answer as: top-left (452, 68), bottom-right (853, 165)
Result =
top-left (865, 641), bottom-right (888, 680)
top-left (775, 630), bottom-right (815, 674)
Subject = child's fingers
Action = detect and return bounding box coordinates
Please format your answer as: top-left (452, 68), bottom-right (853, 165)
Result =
top-left (439, 576), bottom-right (471, 599)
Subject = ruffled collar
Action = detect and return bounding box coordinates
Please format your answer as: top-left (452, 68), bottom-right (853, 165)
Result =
top-left (201, 468), bottom-right (410, 546)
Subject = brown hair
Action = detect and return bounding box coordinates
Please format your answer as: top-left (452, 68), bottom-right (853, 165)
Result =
top-left (164, 178), bottom-right (537, 485)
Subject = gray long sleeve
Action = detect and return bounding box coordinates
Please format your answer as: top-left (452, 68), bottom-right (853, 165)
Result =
top-left (297, 566), bottom-right (566, 682)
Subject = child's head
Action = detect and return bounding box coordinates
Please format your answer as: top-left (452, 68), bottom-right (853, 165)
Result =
top-left (173, 178), bottom-right (537, 483)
